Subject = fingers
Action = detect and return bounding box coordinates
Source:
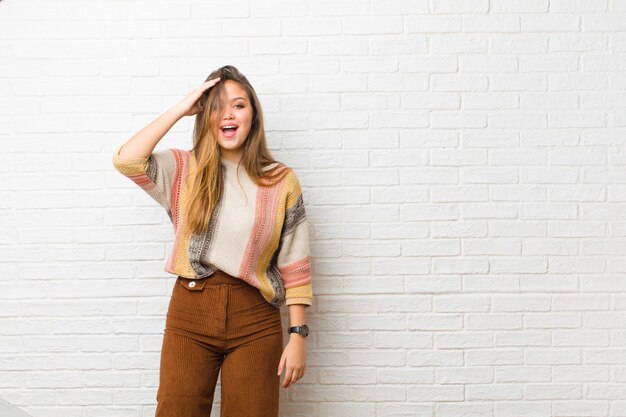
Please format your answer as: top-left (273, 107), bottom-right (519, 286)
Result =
top-left (192, 77), bottom-right (221, 98)
top-left (191, 77), bottom-right (220, 113)
top-left (280, 365), bottom-right (306, 388)
top-left (206, 77), bottom-right (221, 88)
top-left (277, 354), bottom-right (286, 376)
top-left (281, 370), bottom-right (293, 388)
top-left (197, 77), bottom-right (221, 101)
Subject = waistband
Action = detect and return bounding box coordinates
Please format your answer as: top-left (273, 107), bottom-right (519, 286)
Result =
top-left (178, 269), bottom-right (248, 287)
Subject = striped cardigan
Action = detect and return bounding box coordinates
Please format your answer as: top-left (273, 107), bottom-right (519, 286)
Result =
top-left (112, 146), bottom-right (313, 308)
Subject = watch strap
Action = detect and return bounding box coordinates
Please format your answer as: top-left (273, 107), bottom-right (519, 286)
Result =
top-left (288, 324), bottom-right (309, 337)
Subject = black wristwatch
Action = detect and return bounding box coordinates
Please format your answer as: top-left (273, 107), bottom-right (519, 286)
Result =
top-left (288, 324), bottom-right (309, 337)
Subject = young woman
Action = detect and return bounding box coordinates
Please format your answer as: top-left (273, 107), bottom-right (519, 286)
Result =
top-left (112, 65), bottom-right (313, 417)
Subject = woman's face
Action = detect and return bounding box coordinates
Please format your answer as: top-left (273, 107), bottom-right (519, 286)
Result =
top-left (215, 80), bottom-right (253, 162)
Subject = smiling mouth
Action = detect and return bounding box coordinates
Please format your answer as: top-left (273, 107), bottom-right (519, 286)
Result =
top-left (221, 126), bottom-right (238, 138)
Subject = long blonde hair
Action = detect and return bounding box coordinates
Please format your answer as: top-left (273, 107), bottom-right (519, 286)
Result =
top-left (184, 65), bottom-right (291, 236)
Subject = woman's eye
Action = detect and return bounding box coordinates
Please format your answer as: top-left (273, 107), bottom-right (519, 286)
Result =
top-left (235, 104), bottom-right (244, 109)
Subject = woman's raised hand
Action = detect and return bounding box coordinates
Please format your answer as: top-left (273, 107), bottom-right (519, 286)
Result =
top-left (174, 77), bottom-right (221, 117)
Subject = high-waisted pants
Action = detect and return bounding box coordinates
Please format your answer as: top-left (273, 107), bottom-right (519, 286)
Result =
top-left (154, 269), bottom-right (284, 417)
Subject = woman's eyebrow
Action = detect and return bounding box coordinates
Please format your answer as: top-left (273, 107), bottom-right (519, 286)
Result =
top-left (230, 97), bottom-right (247, 102)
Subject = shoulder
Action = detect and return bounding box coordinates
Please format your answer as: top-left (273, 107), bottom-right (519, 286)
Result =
top-left (262, 160), bottom-right (284, 172)
top-left (259, 161), bottom-right (300, 190)
top-left (261, 160), bottom-right (296, 181)
top-left (147, 147), bottom-right (183, 160)
top-left (263, 159), bottom-right (296, 174)
top-left (282, 166), bottom-right (303, 194)
top-left (150, 148), bottom-right (184, 167)
top-left (146, 149), bottom-right (191, 180)
top-left (165, 148), bottom-right (194, 169)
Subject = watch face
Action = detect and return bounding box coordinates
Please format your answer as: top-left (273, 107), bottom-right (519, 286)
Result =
top-left (301, 325), bottom-right (309, 337)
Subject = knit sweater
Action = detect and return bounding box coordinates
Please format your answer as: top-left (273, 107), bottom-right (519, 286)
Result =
top-left (112, 146), bottom-right (313, 308)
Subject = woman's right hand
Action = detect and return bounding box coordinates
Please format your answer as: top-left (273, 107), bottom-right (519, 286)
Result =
top-left (173, 77), bottom-right (221, 117)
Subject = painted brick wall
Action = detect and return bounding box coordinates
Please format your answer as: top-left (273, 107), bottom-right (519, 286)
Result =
top-left (2, 1), bottom-right (626, 416)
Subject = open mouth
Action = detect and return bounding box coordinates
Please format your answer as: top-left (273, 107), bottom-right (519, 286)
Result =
top-left (221, 126), bottom-right (238, 138)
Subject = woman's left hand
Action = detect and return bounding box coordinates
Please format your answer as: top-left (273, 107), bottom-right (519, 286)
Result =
top-left (277, 336), bottom-right (306, 388)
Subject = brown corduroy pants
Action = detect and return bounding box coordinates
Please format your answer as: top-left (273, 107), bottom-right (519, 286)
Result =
top-left (155, 269), bottom-right (283, 417)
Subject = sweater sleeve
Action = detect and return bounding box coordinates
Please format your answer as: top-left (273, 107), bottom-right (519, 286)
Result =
top-left (278, 170), bottom-right (313, 306)
top-left (111, 145), bottom-right (177, 216)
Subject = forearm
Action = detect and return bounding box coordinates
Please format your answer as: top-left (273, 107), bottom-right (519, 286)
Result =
top-left (117, 105), bottom-right (185, 159)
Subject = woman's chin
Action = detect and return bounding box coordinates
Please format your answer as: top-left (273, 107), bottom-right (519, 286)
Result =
top-left (219, 138), bottom-right (243, 150)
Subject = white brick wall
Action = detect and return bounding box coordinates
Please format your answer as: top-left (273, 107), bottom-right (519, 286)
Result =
top-left (2, 0), bottom-right (626, 416)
